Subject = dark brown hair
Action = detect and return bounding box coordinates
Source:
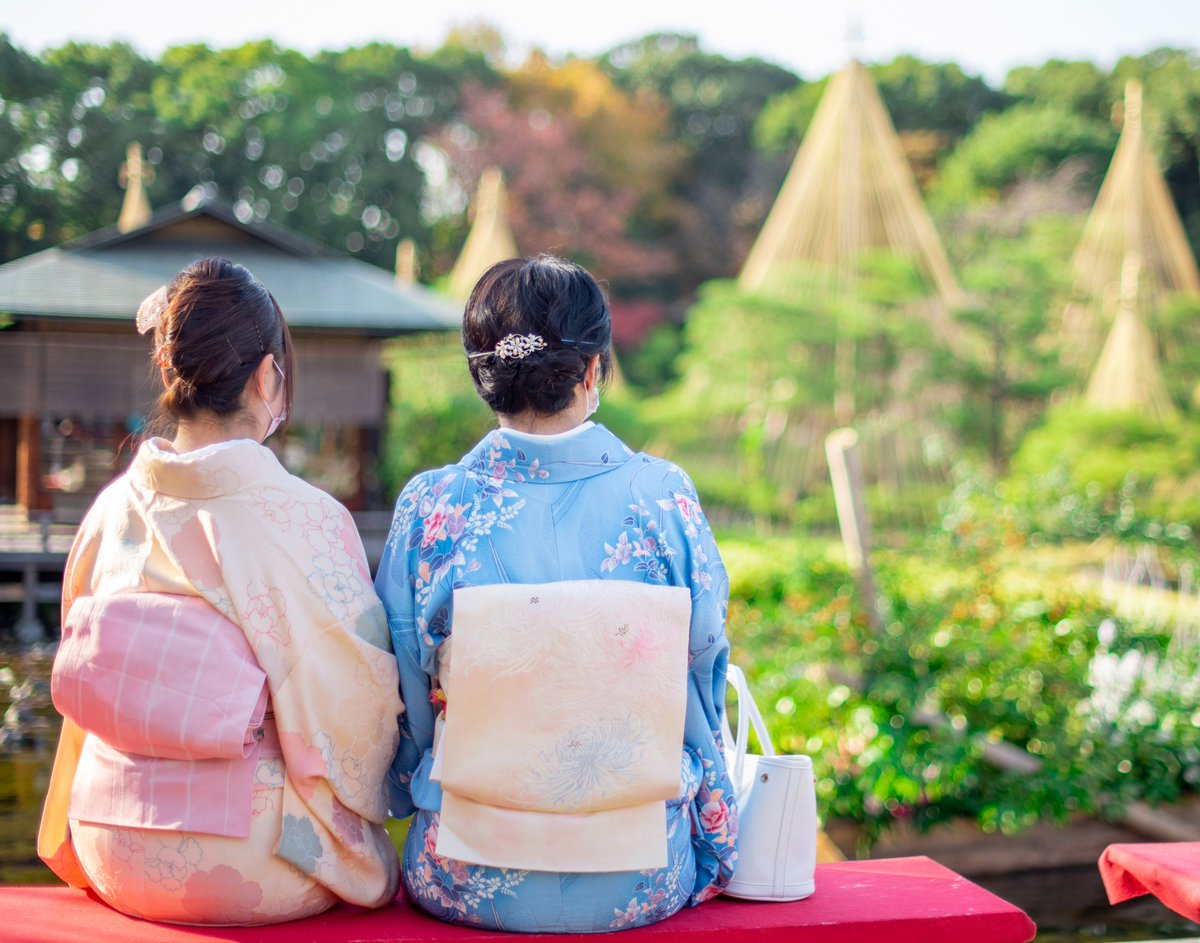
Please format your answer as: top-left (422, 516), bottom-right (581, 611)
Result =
top-left (147, 257), bottom-right (295, 437)
top-left (463, 255), bottom-right (612, 416)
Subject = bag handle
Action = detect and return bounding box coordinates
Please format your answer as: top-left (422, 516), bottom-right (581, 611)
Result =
top-left (722, 664), bottom-right (776, 785)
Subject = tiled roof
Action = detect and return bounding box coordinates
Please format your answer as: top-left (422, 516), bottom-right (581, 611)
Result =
top-left (0, 199), bottom-right (460, 335)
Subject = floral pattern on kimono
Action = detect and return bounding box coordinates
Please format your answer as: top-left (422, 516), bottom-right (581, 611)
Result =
top-left (376, 423), bottom-right (736, 933)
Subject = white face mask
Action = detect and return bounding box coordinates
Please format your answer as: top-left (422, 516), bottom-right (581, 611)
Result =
top-left (262, 359), bottom-right (287, 442)
top-left (584, 385), bottom-right (600, 420)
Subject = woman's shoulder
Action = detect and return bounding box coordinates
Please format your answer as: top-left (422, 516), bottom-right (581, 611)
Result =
top-left (619, 448), bottom-right (701, 498)
top-left (614, 450), bottom-right (713, 543)
top-left (73, 472), bottom-right (136, 540)
top-left (388, 462), bottom-right (473, 528)
top-left (398, 462), bottom-right (470, 499)
top-left (261, 462), bottom-right (355, 518)
top-left (278, 468), bottom-right (342, 503)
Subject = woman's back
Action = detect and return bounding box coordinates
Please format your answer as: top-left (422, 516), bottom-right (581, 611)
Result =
top-left (39, 259), bottom-right (402, 925)
top-left (378, 258), bottom-right (736, 933)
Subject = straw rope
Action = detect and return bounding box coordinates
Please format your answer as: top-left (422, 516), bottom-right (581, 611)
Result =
top-left (1069, 81), bottom-right (1200, 371)
top-left (448, 167), bottom-right (520, 301)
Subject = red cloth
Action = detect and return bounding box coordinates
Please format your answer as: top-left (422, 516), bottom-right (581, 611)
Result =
top-left (1100, 842), bottom-right (1200, 921)
top-left (0, 856), bottom-right (1034, 943)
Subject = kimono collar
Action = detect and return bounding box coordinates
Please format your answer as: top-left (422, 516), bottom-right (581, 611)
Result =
top-left (459, 423), bottom-right (635, 485)
top-left (128, 437), bottom-right (284, 500)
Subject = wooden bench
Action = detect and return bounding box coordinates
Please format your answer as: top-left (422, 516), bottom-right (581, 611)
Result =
top-left (0, 856), bottom-right (1035, 942)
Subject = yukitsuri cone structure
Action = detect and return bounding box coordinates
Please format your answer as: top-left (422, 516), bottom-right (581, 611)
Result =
top-left (447, 167), bottom-right (519, 301)
top-left (1067, 80), bottom-right (1200, 367)
top-left (734, 58), bottom-right (967, 434)
top-left (117, 142), bottom-right (154, 233)
top-left (1084, 250), bottom-right (1178, 419)
top-left (394, 238), bottom-right (419, 287)
top-left (738, 60), bottom-right (965, 313)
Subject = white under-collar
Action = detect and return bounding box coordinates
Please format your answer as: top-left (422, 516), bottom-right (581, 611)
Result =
top-left (497, 421), bottom-right (595, 442)
top-left (146, 437), bottom-right (264, 460)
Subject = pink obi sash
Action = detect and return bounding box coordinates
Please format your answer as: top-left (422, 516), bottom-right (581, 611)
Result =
top-left (52, 593), bottom-right (271, 838)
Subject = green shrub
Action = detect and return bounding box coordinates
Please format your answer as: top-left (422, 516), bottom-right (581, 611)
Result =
top-left (1009, 406), bottom-right (1200, 539)
top-left (382, 335), bottom-right (493, 496)
top-left (720, 460), bottom-right (1200, 847)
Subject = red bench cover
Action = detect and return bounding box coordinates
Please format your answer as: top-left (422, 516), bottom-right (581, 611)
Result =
top-left (0, 856), bottom-right (1035, 943)
top-left (1100, 841), bottom-right (1200, 922)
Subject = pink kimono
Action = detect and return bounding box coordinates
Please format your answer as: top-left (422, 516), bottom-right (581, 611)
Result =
top-left (38, 437), bottom-right (403, 925)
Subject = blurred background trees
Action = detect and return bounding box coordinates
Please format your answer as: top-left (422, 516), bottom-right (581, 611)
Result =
top-left (3, 29), bottom-right (1200, 480)
top-left (4, 32), bottom-right (1199, 298)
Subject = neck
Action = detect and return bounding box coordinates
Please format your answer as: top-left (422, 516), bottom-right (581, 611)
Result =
top-left (171, 417), bottom-right (257, 453)
top-left (498, 406), bottom-right (587, 436)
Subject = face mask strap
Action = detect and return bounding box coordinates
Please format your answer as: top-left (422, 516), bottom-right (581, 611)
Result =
top-left (261, 358), bottom-right (287, 442)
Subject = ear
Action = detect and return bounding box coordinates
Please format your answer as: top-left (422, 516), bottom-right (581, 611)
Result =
top-left (160, 367), bottom-right (171, 391)
top-left (252, 354), bottom-right (277, 401)
top-left (584, 355), bottom-right (600, 391)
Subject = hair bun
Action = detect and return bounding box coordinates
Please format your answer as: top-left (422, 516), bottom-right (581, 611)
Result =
top-left (144, 257), bottom-right (294, 438)
top-left (463, 256), bottom-right (612, 417)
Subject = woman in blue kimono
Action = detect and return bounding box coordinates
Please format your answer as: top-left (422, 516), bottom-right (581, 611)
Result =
top-left (376, 255), bottom-right (736, 932)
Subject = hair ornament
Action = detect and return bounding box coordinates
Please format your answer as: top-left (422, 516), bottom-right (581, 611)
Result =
top-left (494, 333), bottom-right (547, 361)
top-left (136, 285), bottom-right (169, 335)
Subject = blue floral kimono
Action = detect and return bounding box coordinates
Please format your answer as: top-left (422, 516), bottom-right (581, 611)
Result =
top-left (376, 423), bottom-right (737, 932)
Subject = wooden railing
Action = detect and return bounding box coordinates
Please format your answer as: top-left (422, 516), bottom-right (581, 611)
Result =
top-left (0, 510), bottom-right (73, 642)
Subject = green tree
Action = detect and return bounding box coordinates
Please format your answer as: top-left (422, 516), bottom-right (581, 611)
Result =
top-left (929, 103), bottom-right (1115, 211)
top-left (753, 80), bottom-right (824, 154)
top-left (0, 34), bottom-right (60, 261)
top-left (1004, 50), bottom-right (1200, 251)
top-left (149, 40), bottom-right (496, 268)
top-left (875, 56), bottom-right (1011, 140)
top-left (0, 39), bottom-right (161, 260)
top-left (937, 218), bottom-right (1077, 470)
top-left (0, 37), bottom-right (498, 269)
top-left (1004, 59), bottom-right (1110, 120)
top-left (599, 33), bottom-right (799, 295)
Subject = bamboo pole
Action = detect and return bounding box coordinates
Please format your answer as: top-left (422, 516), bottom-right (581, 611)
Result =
top-left (825, 427), bottom-right (883, 635)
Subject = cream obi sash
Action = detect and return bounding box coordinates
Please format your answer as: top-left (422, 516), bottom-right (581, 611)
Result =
top-left (52, 593), bottom-right (270, 838)
top-left (433, 580), bottom-right (691, 873)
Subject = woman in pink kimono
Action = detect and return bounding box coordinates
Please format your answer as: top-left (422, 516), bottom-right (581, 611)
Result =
top-left (37, 258), bottom-right (403, 925)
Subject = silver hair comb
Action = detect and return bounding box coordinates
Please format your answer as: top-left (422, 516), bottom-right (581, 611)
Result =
top-left (493, 333), bottom-right (548, 360)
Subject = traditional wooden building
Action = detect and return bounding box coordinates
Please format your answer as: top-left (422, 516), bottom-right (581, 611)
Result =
top-left (0, 182), bottom-right (458, 517)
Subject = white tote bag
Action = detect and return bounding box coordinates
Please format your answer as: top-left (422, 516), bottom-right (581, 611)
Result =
top-left (721, 664), bottom-right (817, 902)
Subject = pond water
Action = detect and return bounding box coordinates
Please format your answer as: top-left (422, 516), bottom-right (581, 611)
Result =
top-left (0, 641), bottom-right (60, 885)
top-left (0, 639), bottom-right (1198, 941)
